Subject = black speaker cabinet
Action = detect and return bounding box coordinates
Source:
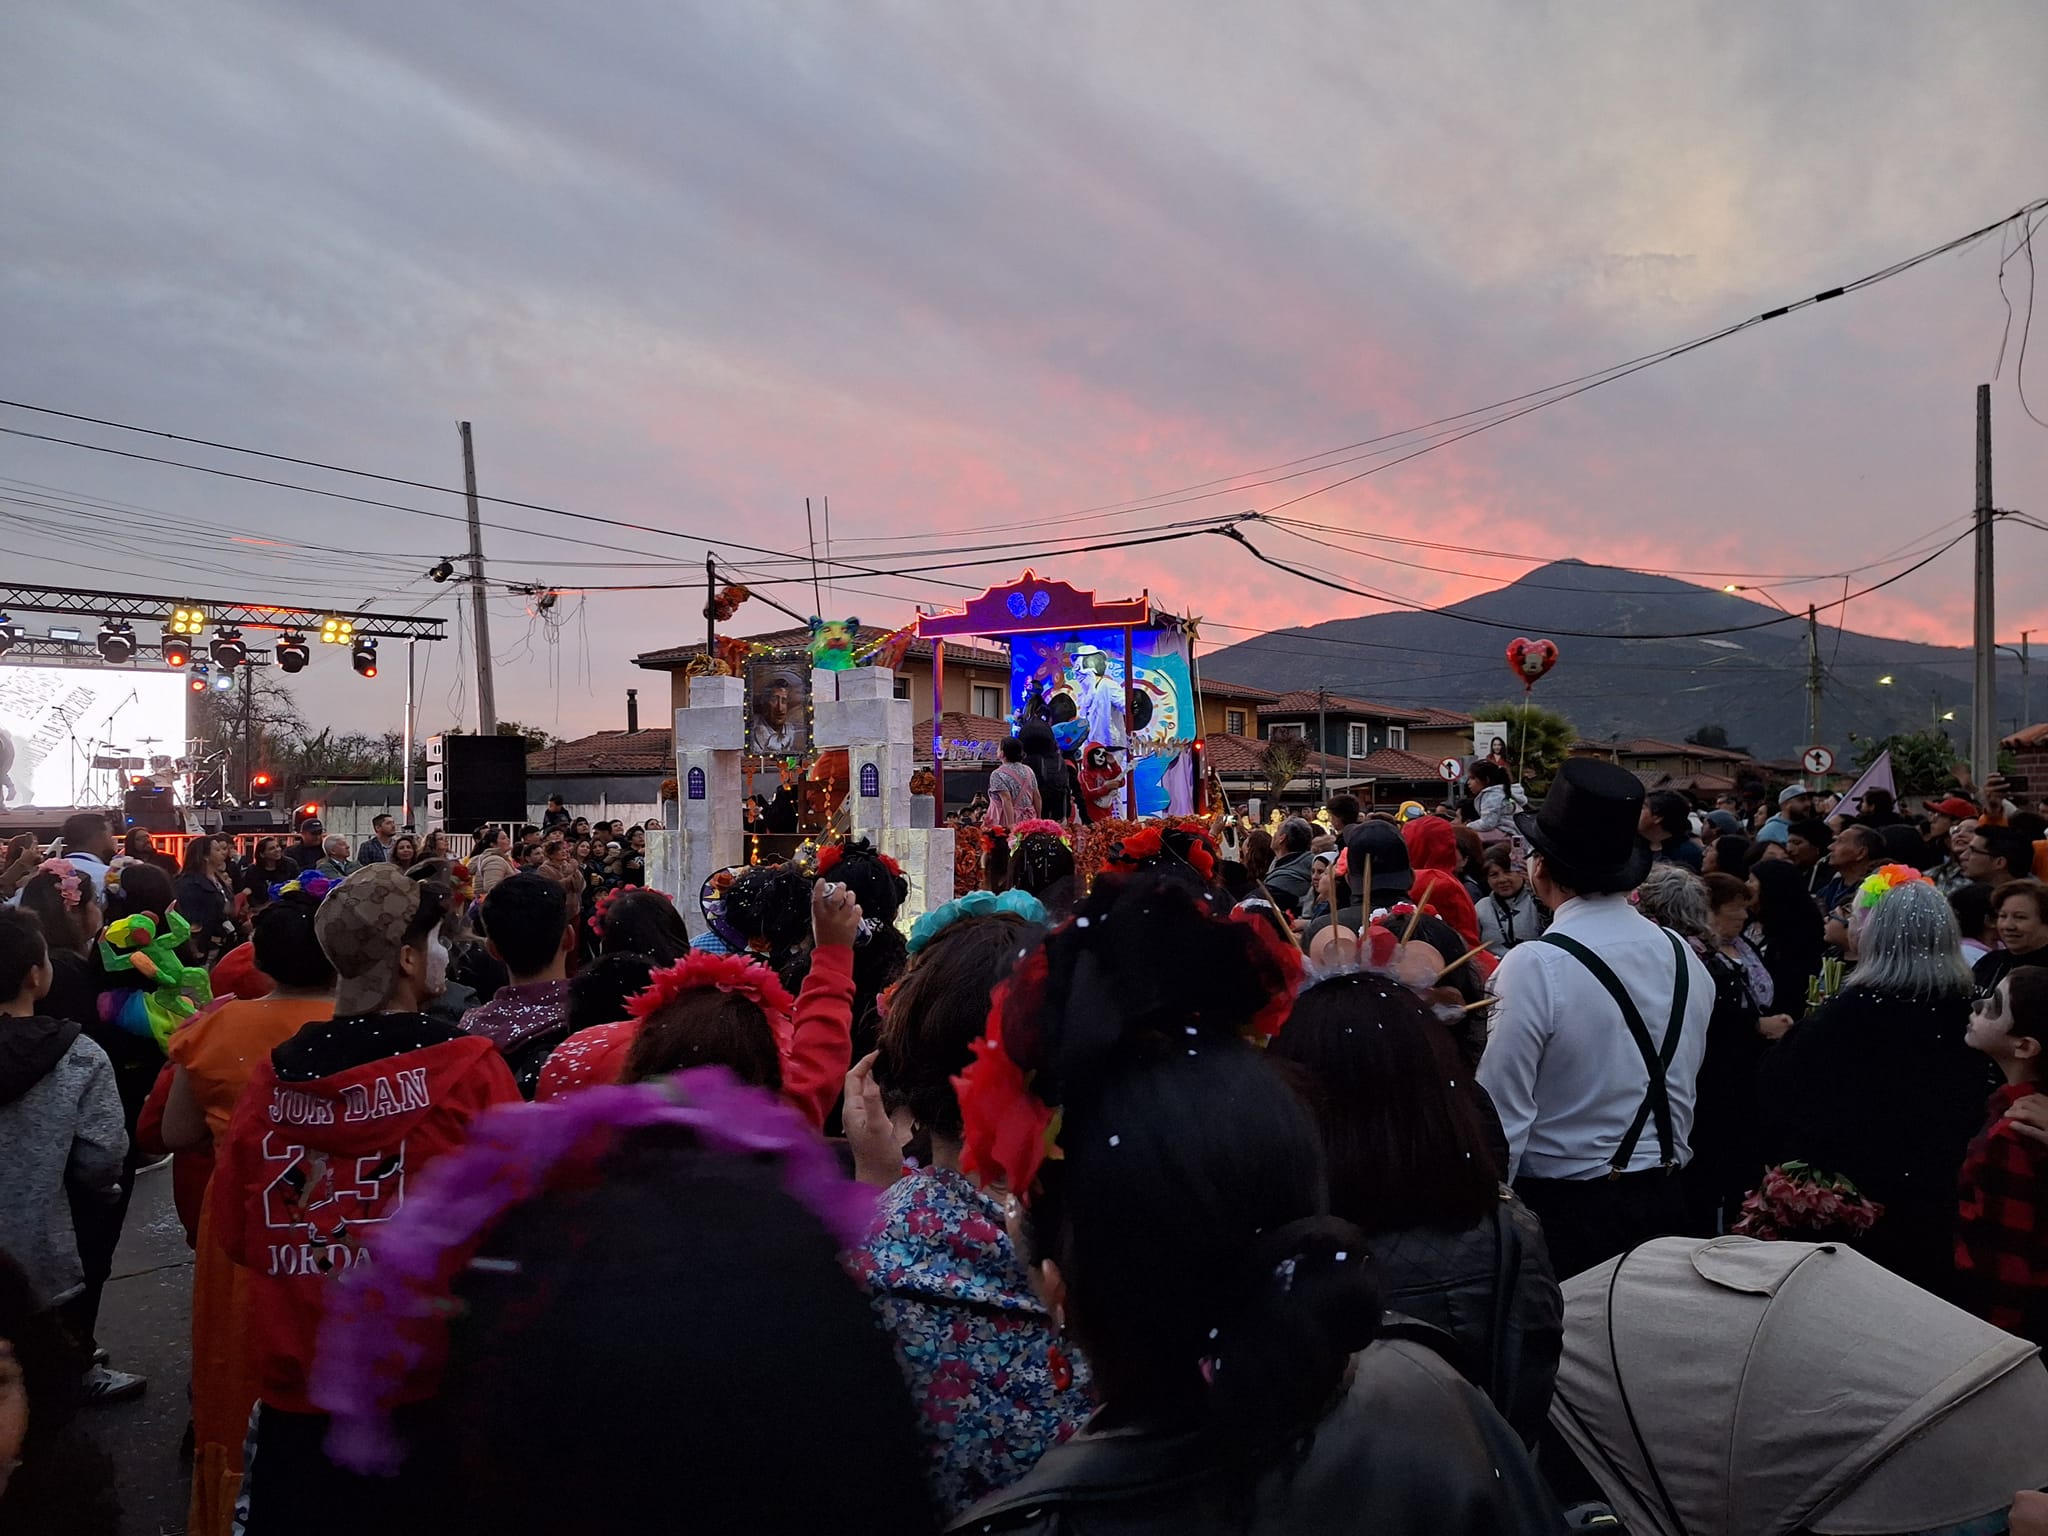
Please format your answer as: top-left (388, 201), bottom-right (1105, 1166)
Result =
top-left (122, 786), bottom-right (178, 832)
top-left (429, 735), bottom-right (528, 828)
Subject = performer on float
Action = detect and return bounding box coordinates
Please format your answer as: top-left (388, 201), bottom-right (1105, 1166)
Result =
top-left (1074, 651), bottom-right (1127, 751)
top-left (1076, 743), bottom-right (1127, 825)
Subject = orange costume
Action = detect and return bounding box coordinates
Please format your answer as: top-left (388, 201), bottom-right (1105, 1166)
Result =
top-left (167, 995), bottom-right (333, 1536)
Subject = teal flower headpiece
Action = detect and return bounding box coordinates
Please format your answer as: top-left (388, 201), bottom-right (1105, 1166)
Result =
top-left (907, 889), bottom-right (1048, 954)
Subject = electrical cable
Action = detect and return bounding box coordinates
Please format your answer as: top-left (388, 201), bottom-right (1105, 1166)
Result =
top-left (2, 195), bottom-right (2039, 567)
top-left (1220, 520), bottom-right (1985, 640)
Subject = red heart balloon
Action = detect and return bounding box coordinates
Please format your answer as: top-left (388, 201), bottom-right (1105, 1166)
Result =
top-left (1505, 637), bottom-right (1559, 685)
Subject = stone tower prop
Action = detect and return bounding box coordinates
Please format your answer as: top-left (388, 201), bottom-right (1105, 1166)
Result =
top-left (669, 666), bottom-right (954, 939)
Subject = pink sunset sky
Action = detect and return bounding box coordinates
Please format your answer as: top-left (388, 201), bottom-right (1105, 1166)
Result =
top-left (3, 2), bottom-right (2045, 739)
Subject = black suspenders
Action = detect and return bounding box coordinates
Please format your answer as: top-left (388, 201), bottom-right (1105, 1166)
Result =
top-left (1537, 929), bottom-right (1690, 1177)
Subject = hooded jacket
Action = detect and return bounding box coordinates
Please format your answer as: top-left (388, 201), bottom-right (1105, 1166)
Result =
top-left (213, 1012), bottom-right (520, 1412)
top-left (0, 1015), bottom-right (127, 1306)
top-left (1401, 819), bottom-right (1484, 952)
top-left (949, 1335), bottom-right (1561, 1534)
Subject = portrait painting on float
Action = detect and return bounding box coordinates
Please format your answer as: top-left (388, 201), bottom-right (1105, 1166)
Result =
top-left (745, 657), bottom-right (810, 758)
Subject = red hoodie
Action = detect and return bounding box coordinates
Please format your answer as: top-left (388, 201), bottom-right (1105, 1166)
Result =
top-left (1400, 818), bottom-right (1486, 959)
top-left (214, 1017), bottom-right (519, 1413)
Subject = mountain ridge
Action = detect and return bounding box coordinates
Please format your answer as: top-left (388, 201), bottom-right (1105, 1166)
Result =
top-left (1202, 561), bottom-right (2022, 760)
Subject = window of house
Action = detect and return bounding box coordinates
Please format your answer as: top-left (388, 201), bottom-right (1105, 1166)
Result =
top-left (894, 676), bottom-right (912, 701)
top-left (1267, 722), bottom-right (1306, 742)
top-left (1347, 723), bottom-right (1369, 757)
top-left (1386, 727), bottom-right (1406, 751)
top-left (972, 683), bottom-right (1003, 718)
top-left (1225, 708), bottom-right (1248, 735)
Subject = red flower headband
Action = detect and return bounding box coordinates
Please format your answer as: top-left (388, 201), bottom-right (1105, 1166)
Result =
top-left (953, 894), bottom-right (1302, 1198)
top-left (587, 882), bottom-right (640, 938)
top-left (627, 951), bottom-right (795, 1032)
top-left (816, 842), bottom-right (902, 879)
top-left (1107, 820), bottom-right (1218, 882)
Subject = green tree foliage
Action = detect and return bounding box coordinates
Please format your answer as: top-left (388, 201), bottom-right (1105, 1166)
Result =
top-left (1476, 700), bottom-right (1577, 791)
top-left (1851, 728), bottom-right (1963, 796)
top-left (495, 720), bottom-right (560, 753)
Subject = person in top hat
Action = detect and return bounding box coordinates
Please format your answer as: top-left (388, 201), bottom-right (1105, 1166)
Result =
top-left (1475, 759), bottom-right (1714, 1280)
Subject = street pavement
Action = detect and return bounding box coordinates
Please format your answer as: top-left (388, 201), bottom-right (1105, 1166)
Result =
top-left (87, 1162), bottom-right (194, 1536)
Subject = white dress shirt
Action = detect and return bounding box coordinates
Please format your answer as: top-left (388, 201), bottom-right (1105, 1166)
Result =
top-left (1477, 892), bottom-right (1713, 1182)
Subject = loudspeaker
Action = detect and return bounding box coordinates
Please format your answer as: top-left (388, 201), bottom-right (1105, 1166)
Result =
top-left (122, 786), bottom-right (178, 832)
top-left (219, 807), bottom-right (285, 833)
top-left (432, 735), bottom-right (528, 828)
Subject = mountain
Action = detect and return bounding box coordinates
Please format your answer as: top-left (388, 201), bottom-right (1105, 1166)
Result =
top-left (1200, 560), bottom-right (2030, 761)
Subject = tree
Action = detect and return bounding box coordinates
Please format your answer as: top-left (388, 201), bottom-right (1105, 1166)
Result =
top-left (190, 665), bottom-right (308, 797)
top-left (1685, 724), bottom-right (1730, 749)
top-left (495, 720), bottom-right (559, 753)
top-left (1475, 700), bottom-right (1577, 792)
top-left (1257, 735), bottom-right (1311, 801)
top-left (1850, 728), bottom-right (1962, 796)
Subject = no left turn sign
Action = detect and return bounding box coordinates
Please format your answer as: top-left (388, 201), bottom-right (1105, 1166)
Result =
top-left (1802, 746), bottom-right (1835, 775)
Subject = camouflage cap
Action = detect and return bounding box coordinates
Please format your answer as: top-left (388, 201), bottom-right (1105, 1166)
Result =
top-left (316, 862), bottom-right (429, 1015)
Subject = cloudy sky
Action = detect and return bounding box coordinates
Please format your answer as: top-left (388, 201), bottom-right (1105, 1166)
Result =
top-left (4, 1), bottom-right (2045, 744)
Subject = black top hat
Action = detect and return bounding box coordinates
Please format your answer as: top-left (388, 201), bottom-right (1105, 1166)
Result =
top-left (1340, 820), bottom-right (1413, 901)
top-left (1515, 759), bottom-right (1651, 894)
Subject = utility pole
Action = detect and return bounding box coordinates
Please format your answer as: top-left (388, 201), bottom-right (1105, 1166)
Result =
top-left (1805, 604), bottom-right (1823, 789)
top-left (1972, 384), bottom-right (1996, 787)
top-left (459, 421), bottom-right (497, 735)
top-left (706, 555), bottom-right (717, 659)
top-left (240, 662), bottom-right (254, 802)
top-left (1317, 687), bottom-right (1328, 804)
top-left (402, 638), bottom-right (417, 829)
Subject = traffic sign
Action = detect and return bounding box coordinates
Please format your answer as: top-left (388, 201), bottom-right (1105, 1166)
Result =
top-left (1802, 746), bottom-right (1835, 775)
top-left (1438, 757), bottom-right (1464, 782)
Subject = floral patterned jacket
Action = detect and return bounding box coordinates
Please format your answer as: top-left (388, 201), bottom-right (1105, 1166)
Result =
top-left (852, 1167), bottom-right (1091, 1520)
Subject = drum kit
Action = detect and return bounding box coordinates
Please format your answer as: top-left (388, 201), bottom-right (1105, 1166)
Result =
top-left (86, 736), bottom-right (226, 804)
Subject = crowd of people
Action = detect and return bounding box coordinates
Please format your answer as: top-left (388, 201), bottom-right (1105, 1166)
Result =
top-left (2, 755), bottom-right (2048, 1531)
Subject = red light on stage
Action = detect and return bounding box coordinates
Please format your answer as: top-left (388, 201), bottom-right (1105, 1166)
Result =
top-left (252, 772), bottom-right (272, 790)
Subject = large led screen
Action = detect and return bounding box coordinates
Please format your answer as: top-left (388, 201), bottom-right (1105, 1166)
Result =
top-left (1008, 626), bottom-right (1196, 815)
top-left (0, 665), bottom-right (190, 810)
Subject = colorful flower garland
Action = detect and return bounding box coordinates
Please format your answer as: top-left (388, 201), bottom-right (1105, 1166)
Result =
top-left (1855, 862), bottom-right (1929, 909)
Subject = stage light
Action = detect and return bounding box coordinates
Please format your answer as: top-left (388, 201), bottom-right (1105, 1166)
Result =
top-left (96, 619), bottom-right (136, 663)
top-left (274, 631), bottom-right (310, 673)
top-left (320, 615), bottom-right (354, 645)
top-left (428, 558), bottom-right (455, 583)
top-left (209, 628), bottom-right (247, 668)
top-left (162, 635), bottom-right (191, 667)
top-left (0, 614), bottom-right (17, 655)
top-left (211, 669), bottom-right (236, 692)
top-left (188, 664), bottom-right (210, 693)
top-left (251, 771), bottom-right (272, 791)
top-left (351, 637), bottom-right (378, 678)
top-left (47, 626), bottom-right (82, 643)
top-left (298, 802), bottom-right (320, 822)
top-left (168, 604), bottom-right (207, 635)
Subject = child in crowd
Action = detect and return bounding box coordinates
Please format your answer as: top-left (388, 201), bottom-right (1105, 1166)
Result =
top-left (1958, 968), bottom-right (2048, 1344)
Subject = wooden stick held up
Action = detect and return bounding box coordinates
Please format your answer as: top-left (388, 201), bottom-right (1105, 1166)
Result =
top-left (1433, 943), bottom-right (1491, 984)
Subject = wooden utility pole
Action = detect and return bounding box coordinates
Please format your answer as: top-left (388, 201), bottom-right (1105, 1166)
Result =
top-left (1972, 385), bottom-right (1997, 786)
top-left (459, 421), bottom-right (497, 735)
top-left (1805, 605), bottom-right (1823, 789)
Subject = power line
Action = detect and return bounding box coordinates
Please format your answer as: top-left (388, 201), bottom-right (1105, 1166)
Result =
top-left (1220, 520), bottom-right (1987, 641)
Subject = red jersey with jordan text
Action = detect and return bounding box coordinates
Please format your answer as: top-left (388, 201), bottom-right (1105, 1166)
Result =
top-left (213, 1016), bottom-right (519, 1412)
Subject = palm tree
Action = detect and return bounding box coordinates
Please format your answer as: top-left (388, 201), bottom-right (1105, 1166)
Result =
top-left (1257, 735), bottom-right (1311, 802)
